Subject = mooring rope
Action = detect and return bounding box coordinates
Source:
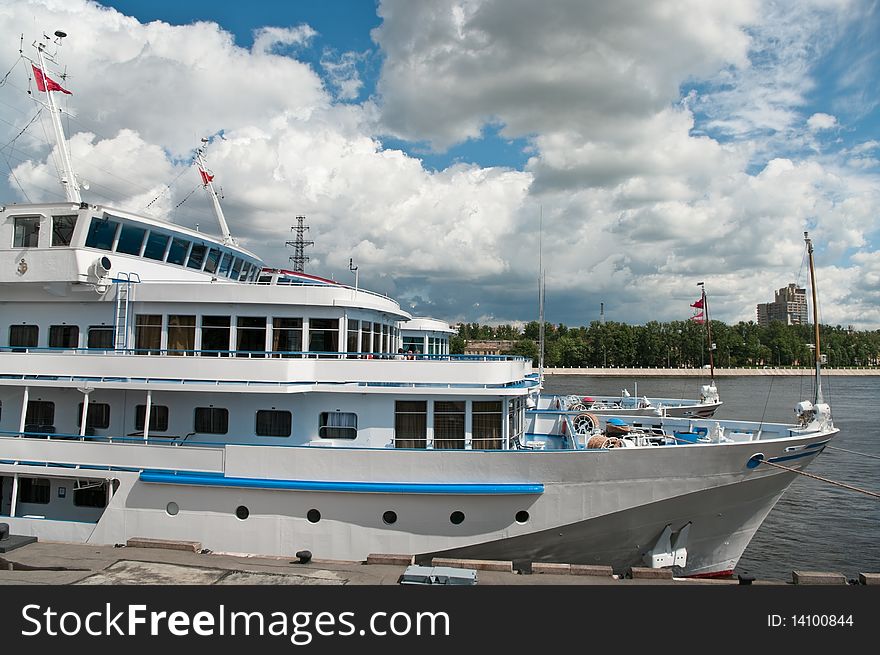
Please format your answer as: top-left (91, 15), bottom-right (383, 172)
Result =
top-left (826, 445), bottom-right (880, 461)
top-left (759, 459), bottom-right (880, 499)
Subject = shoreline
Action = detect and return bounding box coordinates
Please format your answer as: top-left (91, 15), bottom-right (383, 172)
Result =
top-left (542, 367), bottom-right (880, 376)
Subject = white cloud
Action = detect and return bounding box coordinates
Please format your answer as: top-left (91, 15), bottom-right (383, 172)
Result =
top-left (807, 112), bottom-right (838, 131)
top-left (252, 25), bottom-right (316, 55)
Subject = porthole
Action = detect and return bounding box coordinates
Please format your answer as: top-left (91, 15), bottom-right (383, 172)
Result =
top-left (450, 510), bottom-right (465, 525)
top-left (515, 510), bottom-right (530, 524)
top-left (166, 502), bottom-right (179, 516)
top-left (236, 505), bottom-right (249, 520)
top-left (307, 509), bottom-right (321, 523)
top-left (382, 510), bottom-right (397, 525)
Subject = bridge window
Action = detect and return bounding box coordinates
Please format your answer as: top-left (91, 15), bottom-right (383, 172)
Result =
top-left (136, 404), bottom-right (169, 432)
top-left (85, 217), bottom-right (119, 250)
top-left (9, 324), bottom-right (38, 349)
top-left (77, 403), bottom-right (111, 430)
top-left (166, 237), bottom-right (190, 266)
top-left (204, 248), bottom-right (221, 274)
top-left (51, 215), bottom-right (77, 246)
top-left (186, 243), bottom-right (207, 269)
top-left (12, 216), bottom-right (40, 248)
top-left (394, 401), bottom-right (427, 449)
top-left (143, 232), bottom-right (170, 261)
top-left (434, 401), bottom-right (465, 449)
top-left (472, 401), bottom-right (503, 450)
top-left (229, 257), bottom-right (243, 279)
top-left (217, 253), bottom-right (231, 276)
top-left (49, 325), bottom-right (79, 348)
top-left (195, 407), bottom-right (228, 434)
top-left (319, 411), bottom-right (357, 439)
top-left (256, 410), bottom-right (292, 437)
top-left (116, 224), bottom-right (146, 255)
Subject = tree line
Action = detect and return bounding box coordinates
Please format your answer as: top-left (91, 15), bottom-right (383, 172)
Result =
top-left (452, 320), bottom-right (880, 368)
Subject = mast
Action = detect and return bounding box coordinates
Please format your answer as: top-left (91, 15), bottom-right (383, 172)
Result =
top-left (31, 31), bottom-right (81, 203)
top-left (698, 281), bottom-right (715, 383)
top-left (805, 231), bottom-right (823, 404)
top-left (537, 207), bottom-right (545, 381)
top-left (195, 139), bottom-right (235, 245)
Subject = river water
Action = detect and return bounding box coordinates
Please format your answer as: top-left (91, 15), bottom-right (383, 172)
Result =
top-left (541, 374), bottom-right (880, 581)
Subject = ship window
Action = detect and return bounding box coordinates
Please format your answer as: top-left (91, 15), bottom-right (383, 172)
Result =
top-left (434, 401), bottom-right (465, 449)
top-left (136, 405), bottom-right (169, 432)
top-left (402, 336), bottom-right (423, 354)
top-left (238, 261), bottom-right (252, 281)
top-left (73, 480), bottom-right (107, 508)
top-left (346, 320), bottom-right (360, 358)
top-left (308, 319), bottom-right (339, 355)
top-left (24, 400), bottom-right (55, 433)
top-left (9, 324), bottom-right (38, 349)
top-left (77, 403), bottom-right (111, 430)
top-left (186, 243), bottom-right (207, 269)
top-left (508, 397), bottom-right (525, 448)
top-left (272, 318), bottom-right (302, 356)
top-left (116, 224), bottom-right (146, 255)
top-left (51, 215), bottom-right (77, 246)
top-left (204, 248), bottom-right (221, 274)
top-left (134, 314), bottom-right (162, 354)
top-left (12, 216), bottom-right (40, 248)
top-left (217, 253), bottom-right (232, 276)
top-left (319, 411), bottom-right (357, 439)
top-left (87, 326), bottom-right (113, 349)
top-left (85, 217), bottom-right (119, 250)
top-left (49, 325), bottom-right (79, 348)
top-left (472, 401), bottom-right (503, 450)
top-left (195, 407), bottom-right (228, 434)
top-left (168, 315), bottom-right (196, 355)
top-left (19, 478), bottom-right (50, 504)
top-left (256, 410), bottom-right (292, 437)
top-left (143, 232), bottom-right (170, 260)
top-left (229, 257), bottom-right (243, 279)
top-left (394, 400), bottom-right (427, 449)
top-left (361, 322), bottom-right (372, 355)
top-left (236, 316), bottom-right (266, 357)
top-left (166, 237), bottom-right (190, 266)
top-left (201, 315), bottom-right (230, 356)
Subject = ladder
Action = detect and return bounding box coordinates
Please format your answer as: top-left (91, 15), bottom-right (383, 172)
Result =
top-left (113, 272), bottom-right (140, 350)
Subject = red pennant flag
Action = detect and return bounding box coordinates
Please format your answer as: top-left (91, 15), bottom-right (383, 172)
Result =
top-left (32, 64), bottom-right (72, 94)
top-left (199, 168), bottom-right (214, 185)
top-left (689, 312), bottom-right (705, 324)
top-left (690, 297), bottom-right (704, 309)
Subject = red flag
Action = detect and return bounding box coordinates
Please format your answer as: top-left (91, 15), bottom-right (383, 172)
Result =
top-left (689, 312), bottom-right (705, 324)
top-left (199, 168), bottom-right (214, 185)
top-left (32, 64), bottom-right (72, 94)
top-left (690, 297), bottom-right (704, 309)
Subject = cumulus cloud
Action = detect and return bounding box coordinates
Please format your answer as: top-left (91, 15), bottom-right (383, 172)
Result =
top-left (252, 25), bottom-right (316, 55)
top-left (807, 112), bottom-right (838, 131)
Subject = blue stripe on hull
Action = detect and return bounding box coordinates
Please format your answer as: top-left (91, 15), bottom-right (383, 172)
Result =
top-left (139, 471), bottom-right (543, 495)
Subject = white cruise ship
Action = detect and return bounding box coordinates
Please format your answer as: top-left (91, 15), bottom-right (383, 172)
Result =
top-left (0, 31), bottom-right (838, 577)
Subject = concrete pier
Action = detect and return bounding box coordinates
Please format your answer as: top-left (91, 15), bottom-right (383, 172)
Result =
top-left (542, 366), bottom-right (879, 376)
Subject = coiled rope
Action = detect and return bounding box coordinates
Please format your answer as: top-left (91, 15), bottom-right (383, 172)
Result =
top-left (759, 459), bottom-right (880, 499)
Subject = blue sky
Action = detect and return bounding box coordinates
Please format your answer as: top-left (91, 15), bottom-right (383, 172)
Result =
top-left (2, 0), bottom-right (879, 328)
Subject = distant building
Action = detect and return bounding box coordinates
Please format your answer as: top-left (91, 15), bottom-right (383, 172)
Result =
top-left (463, 340), bottom-right (517, 356)
top-left (756, 283), bottom-right (808, 326)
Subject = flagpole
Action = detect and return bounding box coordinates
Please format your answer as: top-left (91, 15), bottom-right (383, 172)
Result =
top-left (34, 33), bottom-right (81, 203)
top-left (698, 282), bottom-right (715, 382)
top-left (195, 140), bottom-right (235, 245)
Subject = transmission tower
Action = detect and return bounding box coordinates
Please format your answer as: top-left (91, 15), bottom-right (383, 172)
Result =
top-left (285, 215), bottom-right (314, 272)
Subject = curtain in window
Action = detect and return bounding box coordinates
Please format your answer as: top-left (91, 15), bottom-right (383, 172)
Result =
top-left (472, 401), bottom-right (502, 450)
top-left (434, 401), bottom-right (465, 449)
top-left (394, 401), bottom-right (426, 449)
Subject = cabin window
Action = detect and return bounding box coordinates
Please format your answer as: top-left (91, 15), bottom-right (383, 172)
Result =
top-left (87, 326), bottom-right (113, 349)
top-left (229, 257), bottom-right (243, 279)
top-left (74, 480), bottom-right (108, 508)
top-left (167, 315), bottom-right (196, 355)
top-left (347, 319), bottom-right (360, 357)
top-left (9, 324), bottom-right (38, 350)
top-left (76, 403), bottom-right (111, 430)
top-left (135, 405), bottom-right (169, 432)
top-left (381, 324), bottom-right (390, 355)
top-left (116, 224), bottom-right (146, 255)
top-left (308, 318), bottom-right (339, 355)
top-left (143, 232), bottom-right (170, 261)
top-left (472, 401), bottom-right (503, 450)
top-left (319, 412), bottom-right (357, 439)
top-left (256, 410), bottom-right (292, 437)
top-left (236, 316), bottom-right (266, 357)
top-left (51, 215), bottom-right (77, 246)
top-left (85, 217), bottom-right (119, 250)
top-left (166, 237), bottom-right (190, 266)
top-left (508, 397), bottom-right (525, 448)
top-left (24, 400), bottom-right (55, 433)
top-left (12, 216), bottom-right (40, 247)
top-left (429, 337), bottom-right (445, 355)
top-left (361, 322), bottom-right (372, 355)
top-left (19, 478), bottom-right (50, 504)
top-left (135, 314), bottom-right (162, 354)
top-left (434, 401), bottom-right (465, 449)
top-left (186, 243), bottom-right (207, 270)
top-left (394, 401), bottom-right (427, 449)
top-left (201, 315), bottom-right (231, 356)
top-left (204, 248), bottom-right (221, 274)
top-left (194, 407), bottom-right (228, 434)
top-left (402, 336), bottom-right (423, 354)
top-left (272, 318), bottom-right (302, 356)
top-left (238, 261), bottom-right (252, 281)
top-left (49, 325), bottom-right (79, 348)
top-left (217, 253), bottom-right (232, 276)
